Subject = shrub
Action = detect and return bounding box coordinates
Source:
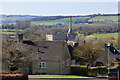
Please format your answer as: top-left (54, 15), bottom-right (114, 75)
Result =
top-left (71, 65), bottom-right (88, 76)
top-left (88, 66), bottom-right (108, 75)
top-left (71, 65), bottom-right (108, 76)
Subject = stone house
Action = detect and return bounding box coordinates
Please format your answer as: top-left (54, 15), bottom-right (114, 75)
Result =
top-left (2, 40), bottom-right (71, 75)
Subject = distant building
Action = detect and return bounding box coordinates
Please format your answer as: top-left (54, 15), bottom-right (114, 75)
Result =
top-left (45, 16), bottom-right (76, 42)
top-left (46, 34), bottom-right (67, 41)
top-left (46, 34), bottom-right (53, 41)
top-left (94, 43), bottom-right (120, 67)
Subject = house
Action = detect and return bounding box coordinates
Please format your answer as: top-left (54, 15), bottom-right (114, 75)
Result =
top-left (93, 43), bottom-right (120, 67)
top-left (2, 40), bottom-right (71, 75)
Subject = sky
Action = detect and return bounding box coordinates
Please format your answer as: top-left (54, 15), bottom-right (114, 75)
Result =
top-left (0, 0), bottom-right (119, 16)
top-left (0, 0), bottom-right (119, 2)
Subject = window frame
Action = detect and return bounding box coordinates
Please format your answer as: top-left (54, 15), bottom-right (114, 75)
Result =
top-left (38, 62), bottom-right (46, 69)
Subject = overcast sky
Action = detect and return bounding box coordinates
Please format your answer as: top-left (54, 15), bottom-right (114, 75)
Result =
top-left (0, 0), bottom-right (119, 16)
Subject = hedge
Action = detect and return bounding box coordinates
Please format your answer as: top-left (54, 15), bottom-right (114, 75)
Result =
top-left (71, 65), bottom-right (112, 76)
top-left (71, 65), bottom-right (88, 76)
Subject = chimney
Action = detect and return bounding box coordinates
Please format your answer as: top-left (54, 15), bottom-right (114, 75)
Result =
top-left (46, 34), bottom-right (53, 41)
top-left (18, 32), bottom-right (23, 42)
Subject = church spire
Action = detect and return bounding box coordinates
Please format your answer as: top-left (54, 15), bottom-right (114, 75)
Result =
top-left (67, 16), bottom-right (72, 35)
top-left (66, 16), bottom-right (72, 42)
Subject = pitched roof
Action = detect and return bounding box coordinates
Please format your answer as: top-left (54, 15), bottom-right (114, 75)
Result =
top-left (5, 40), bottom-right (70, 61)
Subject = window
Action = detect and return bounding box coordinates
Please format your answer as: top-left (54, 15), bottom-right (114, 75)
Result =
top-left (67, 59), bottom-right (70, 66)
top-left (62, 61), bottom-right (65, 69)
top-left (62, 61), bottom-right (65, 65)
top-left (38, 62), bottom-right (46, 68)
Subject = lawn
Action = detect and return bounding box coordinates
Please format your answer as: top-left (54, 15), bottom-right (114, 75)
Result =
top-left (29, 75), bottom-right (85, 77)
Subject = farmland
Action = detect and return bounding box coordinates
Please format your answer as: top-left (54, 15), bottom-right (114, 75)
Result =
top-left (30, 15), bottom-right (119, 26)
top-left (31, 16), bottom-right (118, 26)
top-left (92, 33), bottom-right (118, 39)
top-left (31, 16), bottom-right (91, 26)
top-left (1, 29), bottom-right (22, 35)
top-left (88, 16), bottom-right (118, 22)
top-left (1, 14), bottom-right (119, 26)
top-left (1, 14), bottom-right (119, 41)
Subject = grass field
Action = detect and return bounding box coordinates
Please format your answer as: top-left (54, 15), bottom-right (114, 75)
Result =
top-left (31, 16), bottom-right (91, 26)
top-left (88, 16), bottom-right (118, 22)
top-left (29, 75), bottom-right (84, 77)
top-left (92, 33), bottom-right (118, 39)
top-left (0, 29), bottom-right (22, 32)
top-left (31, 21), bottom-right (64, 26)
top-left (1, 16), bottom-right (118, 26)
top-left (31, 16), bottom-right (118, 25)
top-left (1, 29), bottom-right (22, 34)
top-left (2, 32), bottom-right (16, 34)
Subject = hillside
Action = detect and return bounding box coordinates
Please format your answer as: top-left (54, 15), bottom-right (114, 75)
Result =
top-left (1, 15), bottom-right (39, 22)
top-left (88, 16), bottom-right (118, 22)
top-left (85, 33), bottom-right (119, 48)
top-left (1, 14), bottom-right (119, 26)
top-left (92, 33), bottom-right (118, 39)
top-left (30, 14), bottom-right (119, 26)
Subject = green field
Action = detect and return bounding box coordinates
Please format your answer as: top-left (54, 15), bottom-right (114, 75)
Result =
top-left (1, 29), bottom-right (22, 34)
top-left (31, 16), bottom-right (119, 26)
top-left (31, 16), bottom-right (91, 26)
top-left (1, 29), bottom-right (22, 32)
top-left (29, 75), bottom-right (84, 77)
top-left (92, 33), bottom-right (118, 39)
top-left (31, 21), bottom-right (64, 26)
top-left (1, 16), bottom-right (119, 26)
top-left (2, 32), bottom-right (16, 34)
top-left (88, 16), bottom-right (118, 22)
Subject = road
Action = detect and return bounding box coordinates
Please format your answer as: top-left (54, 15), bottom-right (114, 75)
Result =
top-left (29, 76), bottom-right (108, 80)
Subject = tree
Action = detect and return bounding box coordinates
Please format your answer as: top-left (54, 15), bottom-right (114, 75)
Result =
top-left (2, 38), bottom-right (28, 71)
top-left (73, 42), bottom-right (103, 65)
top-left (16, 20), bottom-right (31, 29)
top-left (3, 50), bottom-right (28, 71)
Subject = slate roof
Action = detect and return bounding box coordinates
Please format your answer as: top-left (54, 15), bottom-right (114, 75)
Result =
top-left (5, 40), bottom-right (70, 62)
